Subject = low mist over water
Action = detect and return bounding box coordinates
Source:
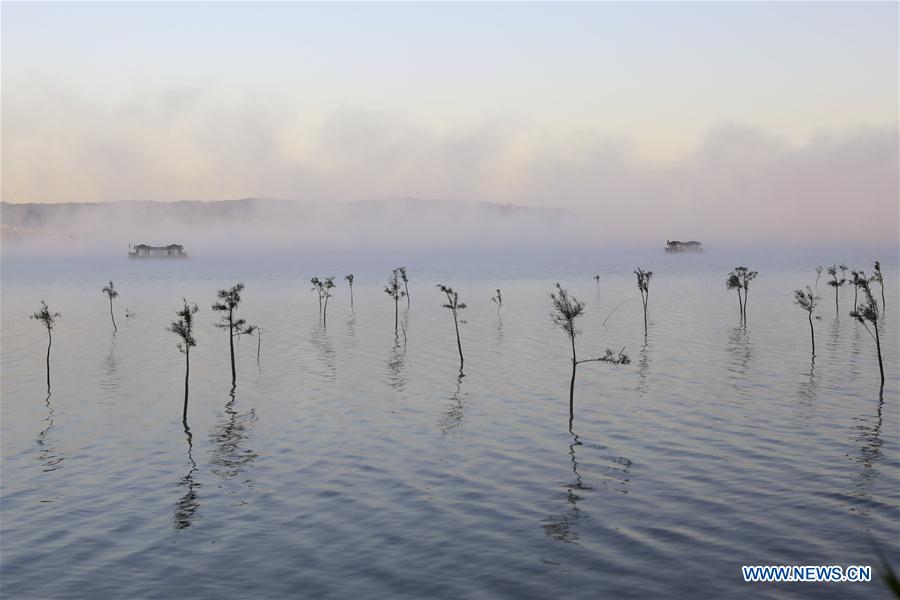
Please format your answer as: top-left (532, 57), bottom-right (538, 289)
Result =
top-left (1, 198), bottom-right (583, 258)
top-left (2, 248), bottom-right (897, 599)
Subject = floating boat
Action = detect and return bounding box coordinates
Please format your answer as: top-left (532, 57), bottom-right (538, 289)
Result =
top-left (128, 243), bottom-right (188, 258)
top-left (665, 240), bottom-right (703, 253)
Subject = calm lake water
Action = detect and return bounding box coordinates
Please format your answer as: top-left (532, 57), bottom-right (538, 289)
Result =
top-left (2, 249), bottom-right (898, 599)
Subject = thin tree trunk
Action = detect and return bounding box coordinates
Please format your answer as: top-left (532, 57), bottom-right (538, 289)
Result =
top-left (743, 288), bottom-right (749, 325)
top-left (257, 329), bottom-right (261, 364)
top-left (46, 329), bottom-right (52, 392)
top-left (394, 298), bottom-right (399, 331)
top-left (229, 312), bottom-right (236, 384)
top-left (183, 349), bottom-right (190, 425)
top-left (808, 312), bottom-right (815, 357)
top-left (880, 282), bottom-right (885, 313)
top-left (453, 313), bottom-right (464, 367)
top-left (874, 322), bottom-right (884, 388)
top-left (641, 291), bottom-right (648, 336)
top-left (350, 284), bottom-right (354, 310)
top-left (404, 282), bottom-right (410, 308)
top-left (323, 296), bottom-right (329, 328)
top-left (834, 287), bottom-right (839, 316)
top-left (736, 288), bottom-right (743, 321)
top-left (109, 297), bottom-right (117, 332)
top-left (569, 336), bottom-right (577, 420)
top-left (854, 286), bottom-right (858, 311)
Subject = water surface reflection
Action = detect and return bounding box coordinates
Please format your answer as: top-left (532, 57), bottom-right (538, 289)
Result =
top-left (175, 424), bottom-right (201, 530)
top-left (438, 370), bottom-right (466, 435)
top-left (36, 392), bottom-right (65, 473)
top-left (209, 388), bottom-right (258, 484)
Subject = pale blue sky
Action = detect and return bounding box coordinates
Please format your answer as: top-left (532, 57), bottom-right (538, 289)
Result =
top-left (1, 2), bottom-right (897, 243)
top-left (5, 2), bottom-right (895, 143)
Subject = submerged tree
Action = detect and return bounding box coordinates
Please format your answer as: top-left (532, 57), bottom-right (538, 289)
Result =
top-left (550, 283), bottom-right (629, 420)
top-left (492, 289), bottom-right (503, 314)
top-left (310, 277), bottom-right (336, 326)
top-left (726, 272), bottom-right (743, 322)
top-left (437, 284), bottom-right (467, 369)
top-left (815, 266), bottom-right (824, 289)
top-left (873, 261), bottom-right (885, 313)
top-left (101, 280), bottom-right (119, 333)
top-left (826, 265), bottom-right (846, 317)
top-left (730, 266), bottom-right (758, 325)
top-left (398, 266), bottom-right (411, 308)
top-left (634, 268), bottom-right (653, 336)
top-left (850, 270), bottom-right (865, 311)
top-left (168, 299), bottom-right (199, 425)
top-left (850, 274), bottom-right (884, 392)
top-left (793, 287), bottom-right (821, 359)
top-left (212, 283), bottom-right (256, 384)
top-left (310, 277), bottom-right (324, 315)
top-left (344, 274), bottom-right (355, 309)
top-left (30, 301), bottom-right (60, 392)
top-left (384, 268), bottom-right (406, 332)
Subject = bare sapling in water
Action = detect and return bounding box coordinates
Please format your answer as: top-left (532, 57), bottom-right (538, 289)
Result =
top-left (30, 300), bottom-right (60, 392)
top-left (850, 270), bottom-right (865, 311)
top-left (168, 299), bottom-right (199, 425)
top-left (398, 267), bottom-right (411, 308)
top-left (729, 266), bottom-right (758, 325)
top-left (849, 273), bottom-right (885, 393)
top-left (437, 284), bottom-right (467, 369)
top-left (212, 283), bottom-right (256, 384)
top-left (101, 280), bottom-right (119, 332)
top-left (634, 268), bottom-right (653, 336)
top-left (793, 287), bottom-right (821, 359)
top-left (310, 277), bottom-right (334, 321)
top-left (345, 274), bottom-right (355, 309)
top-left (492, 289), bottom-right (503, 314)
top-left (310, 277), bottom-right (335, 327)
top-left (384, 268), bottom-right (406, 332)
top-left (550, 283), bottom-right (629, 421)
top-left (826, 265), bottom-right (846, 317)
top-left (726, 272), bottom-right (743, 322)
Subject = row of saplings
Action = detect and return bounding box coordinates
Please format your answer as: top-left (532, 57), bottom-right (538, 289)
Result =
top-left (29, 261), bottom-right (888, 425)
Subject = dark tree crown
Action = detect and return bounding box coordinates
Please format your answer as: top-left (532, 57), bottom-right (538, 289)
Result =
top-left (102, 281), bottom-right (118, 299)
top-left (550, 283), bottom-right (584, 340)
top-left (310, 276), bottom-right (336, 299)
top-left (826, 264), bottom-right (847, 287)
top-left (384, 269), bottom-right (406, 300)
top-left (31, 300), bottom-right (60, 330)
top-left (168, 299), bottom-right (199, 354)
top-left (729, 266), bottom-right (758, 290)
top-left (793, 287), bottom-right (819, 313)
top-left (437, 284), bottom-right (466, 312)
top-left (849, 276), bottom-right (880, 326)
top-left (634, 268), bottom-right (653, 293)
top-left (212, 283), bottom-right (245, 312)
